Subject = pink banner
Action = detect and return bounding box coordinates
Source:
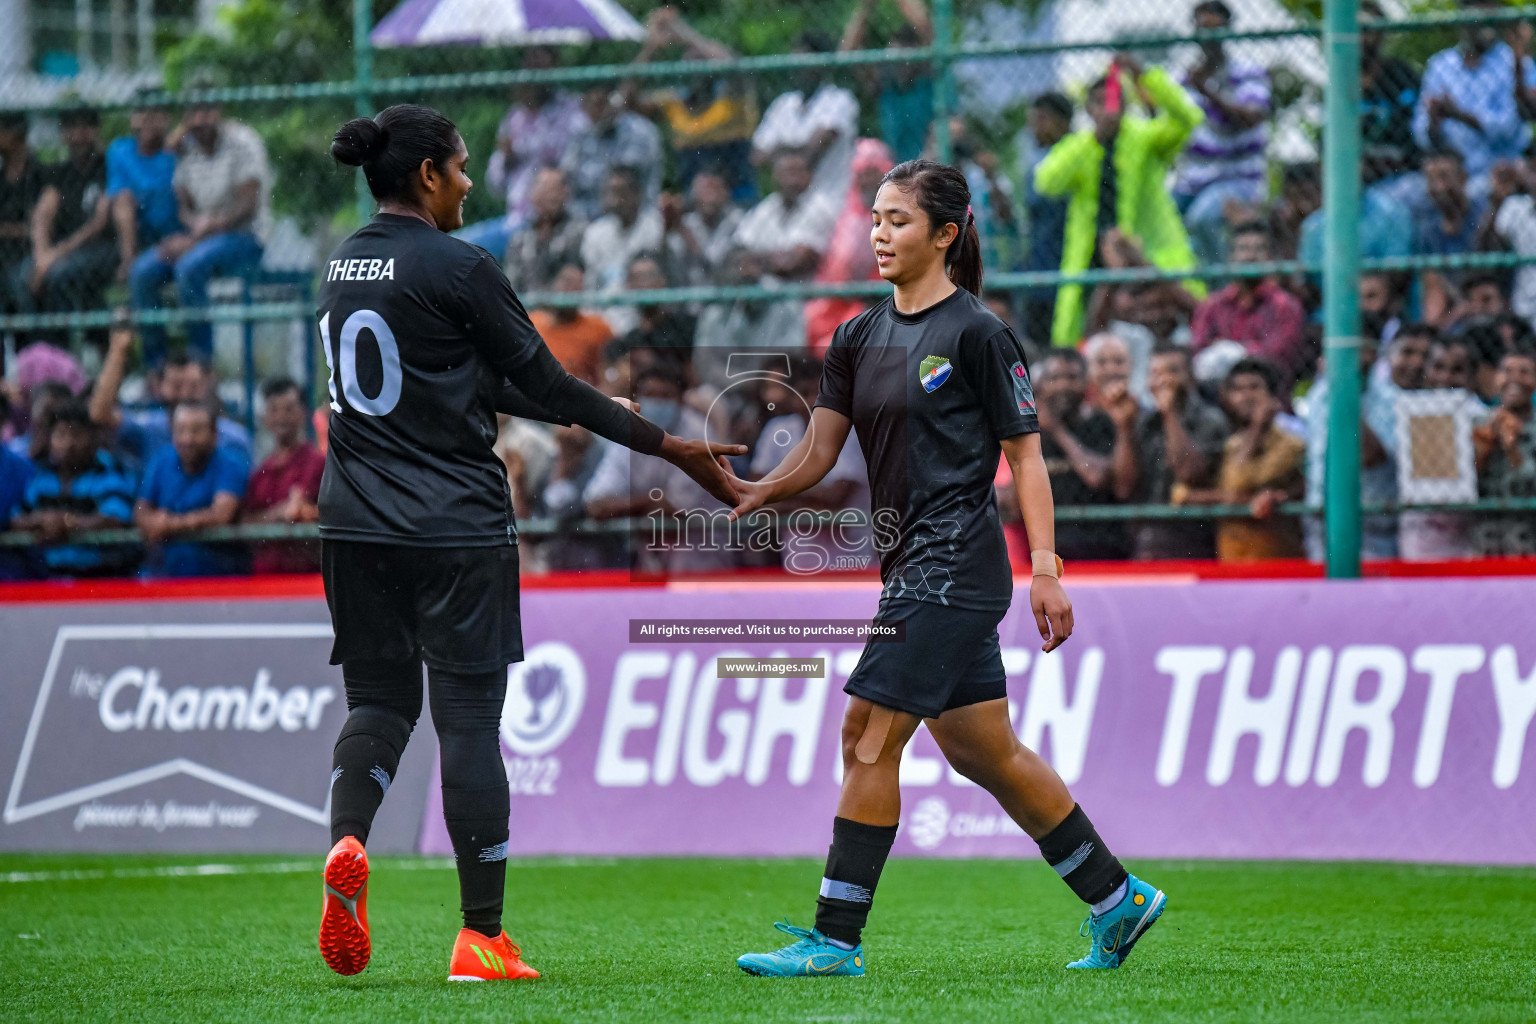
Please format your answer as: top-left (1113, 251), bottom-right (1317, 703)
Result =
top-left (419, 577), bottom-right (1536, 864)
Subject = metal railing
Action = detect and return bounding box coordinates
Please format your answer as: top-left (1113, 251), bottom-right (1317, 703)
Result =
top-left (4, 0), bottom-right (1534, 574)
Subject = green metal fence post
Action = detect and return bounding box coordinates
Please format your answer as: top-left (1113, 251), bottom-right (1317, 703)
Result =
top-left (1323, 0), bottom-right (1362, 578)
top-left (353, 0), bottom-right (375, 224)
top-left (932, 0), bottom-right (953, 164)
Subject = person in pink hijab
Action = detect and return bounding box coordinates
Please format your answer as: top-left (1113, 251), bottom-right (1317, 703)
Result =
top-left (805, 138), bottom-right (896, 355)
top-left (2, 341), bottom-right (88, 445)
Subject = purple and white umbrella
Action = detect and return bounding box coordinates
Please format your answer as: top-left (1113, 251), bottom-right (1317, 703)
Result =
top-left (370, 0), bottom-right (645, 47)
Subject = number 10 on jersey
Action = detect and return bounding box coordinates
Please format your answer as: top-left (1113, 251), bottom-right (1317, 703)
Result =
top-left (319, 309), bottom-right (403, 417)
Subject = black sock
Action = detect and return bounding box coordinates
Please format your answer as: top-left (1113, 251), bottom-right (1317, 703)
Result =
top-left (330, 705), bottom-right (414, 846)
top-left (813, 817), bottom-right (898, 946)
top-left (441, 781), bottom-right (510, 937)
top-left (431, 665), bottom-right (512, 937)
top-left (1035, 803), bottom-right (1127, 906)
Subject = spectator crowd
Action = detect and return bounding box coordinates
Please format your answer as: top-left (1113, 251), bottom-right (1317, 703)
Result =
top-left (4, 0), bottom-right (1536, 577)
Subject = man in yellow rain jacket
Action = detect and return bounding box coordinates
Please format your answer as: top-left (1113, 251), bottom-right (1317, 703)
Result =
top-left (1035, 52), bottom-right (1207, 346)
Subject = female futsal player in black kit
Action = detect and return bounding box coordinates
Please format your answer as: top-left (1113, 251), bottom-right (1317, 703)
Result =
top-left (311, 104), bottom-right (743, 981)
top-left (730, 161), bottom-right (1166, 976)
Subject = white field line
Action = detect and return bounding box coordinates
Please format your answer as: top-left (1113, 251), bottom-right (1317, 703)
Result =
top-left (2, 855), bottom-right (618, 884)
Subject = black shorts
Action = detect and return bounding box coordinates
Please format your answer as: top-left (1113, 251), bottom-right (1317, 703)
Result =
top-left (843, 596), bottom-right (1009, 719)
top-left (321, 539), bottom-right (524, 674)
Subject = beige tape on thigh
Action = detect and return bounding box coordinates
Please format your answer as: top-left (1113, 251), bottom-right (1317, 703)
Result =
top-left (854, 704), bottom-right (896, 765)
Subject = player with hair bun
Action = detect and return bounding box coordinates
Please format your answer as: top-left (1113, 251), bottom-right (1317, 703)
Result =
top-left (314, 103), bottom-right (743, 982)
top-left (728, 159), bottom-right (1166, 976)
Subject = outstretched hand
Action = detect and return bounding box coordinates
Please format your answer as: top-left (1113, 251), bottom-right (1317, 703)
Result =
top-left (659, 434), bottom-right (747, 508)
top-left (724, 472), bottom-right (779, 523)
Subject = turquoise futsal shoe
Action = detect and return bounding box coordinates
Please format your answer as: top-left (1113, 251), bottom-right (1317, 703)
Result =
top-left (737, 920), bottom-right (866, 977)
top-left (1067, 874), bottom-right (1166, 969)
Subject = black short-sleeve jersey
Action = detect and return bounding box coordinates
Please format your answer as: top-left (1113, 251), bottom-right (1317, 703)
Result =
top-left (316, 213), bottom-right (663, 547)
top-left (815, 287), bottom-right (1039, 610)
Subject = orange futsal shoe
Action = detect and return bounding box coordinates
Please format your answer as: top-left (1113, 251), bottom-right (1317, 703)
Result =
top-left (447, 928), bottom-right (540, 982)
top-left (319, 836), bottom-right (370, 976)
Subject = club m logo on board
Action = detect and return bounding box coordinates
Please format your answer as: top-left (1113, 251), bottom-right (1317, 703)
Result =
top-left (907, 796), bottom-right (951, 850)
top-left (918, 355), bottom-right (952, 393)
top-left (2, 625), bottom-right (343, 833)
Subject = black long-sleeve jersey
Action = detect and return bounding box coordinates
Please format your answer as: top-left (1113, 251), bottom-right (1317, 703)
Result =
top-left (315, 213), bottom-right (663, 547)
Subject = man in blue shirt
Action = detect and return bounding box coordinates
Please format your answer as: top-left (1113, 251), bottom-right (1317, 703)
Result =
top-left (1413, 1), bottom-right (1536, 184)
top-left (0, 445), bottom-right (35, 580)
top-left (11, 400), bottom-right (137, 577)
top-left (1415, 148), bottom-right (1488, 324)
top-left (0, 391), bottom-right (38, 580)
top-left (134, 400), bottom-right (249, 577)
top-left (89, 325), bottom-right (253, 470)
top-left (107, 98), bottom-right (180, 278)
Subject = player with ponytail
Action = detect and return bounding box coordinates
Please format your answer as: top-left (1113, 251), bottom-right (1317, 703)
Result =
top-left (726, 159), bottom-right (1166, 976)
top-left (312, 104), bottom-right (742, 982)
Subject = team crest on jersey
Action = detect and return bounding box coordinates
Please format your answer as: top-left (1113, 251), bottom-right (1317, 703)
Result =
top-left (1009, 361), bottom-right (1036, 413)
top-left (919, 355), bottom-right (952, 393)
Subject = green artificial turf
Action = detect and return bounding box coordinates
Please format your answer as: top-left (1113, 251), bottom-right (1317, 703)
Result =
top-left (1, 854), bottom-right (1532, 1023)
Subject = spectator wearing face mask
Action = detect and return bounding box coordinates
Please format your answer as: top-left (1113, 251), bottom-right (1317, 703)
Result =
top-left (582, 365), bottom-right (739, 573)
top-left (748, 359), bottom-right (873, 573)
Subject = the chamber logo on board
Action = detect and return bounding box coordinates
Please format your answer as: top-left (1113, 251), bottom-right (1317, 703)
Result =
top-left (3, 624), bottom-right (343, 830)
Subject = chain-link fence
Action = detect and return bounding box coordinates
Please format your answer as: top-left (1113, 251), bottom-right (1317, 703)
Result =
top-left (1, 0), bottom-right (1535, 581)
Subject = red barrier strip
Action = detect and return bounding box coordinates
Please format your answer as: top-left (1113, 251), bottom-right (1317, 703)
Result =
top-left (0, 556), bottom-right (1532, 604)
